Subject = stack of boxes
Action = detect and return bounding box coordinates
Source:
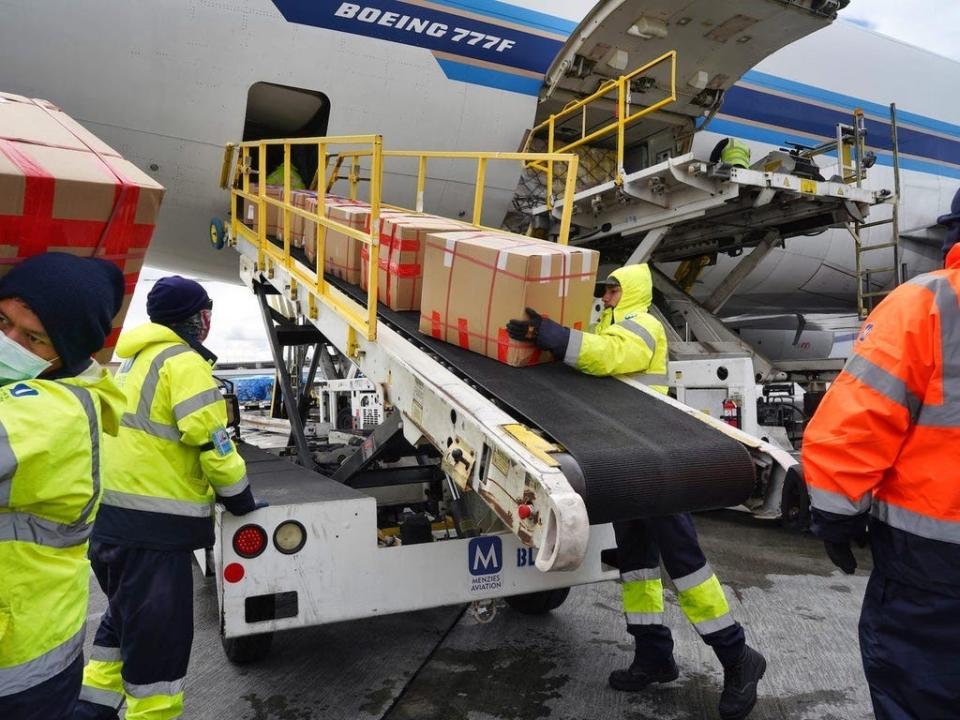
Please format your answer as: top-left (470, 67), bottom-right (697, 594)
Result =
top-left (241, 190), bottom-right (599, 368)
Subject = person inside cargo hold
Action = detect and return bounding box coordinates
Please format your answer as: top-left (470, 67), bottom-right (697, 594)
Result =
top-left (506, 263), bottom-right (767, 720)
top-left (74, 276), bottom-right (261, 720)
top-left (0, 252), bottom-right (127, 720)
top-left (801, 186), bottom-right (960, 720)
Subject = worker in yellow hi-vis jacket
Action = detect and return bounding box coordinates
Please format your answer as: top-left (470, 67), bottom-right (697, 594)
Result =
top-left (508, 264), bottom-right (766, 720)
top-left (74, 276), bottom-right (260, 720)
top-left (0, 252), bottom-right (126, 720)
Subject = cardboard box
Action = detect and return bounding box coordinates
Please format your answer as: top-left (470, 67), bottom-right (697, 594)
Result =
top-left (360, 214), bottom-right (471, 311)
top-left (418, 231), bottom-right (598, 366)
top-left (0, 91), bottom-right (165, 361)
top-left (320, 203), bottom-right (408, 285)
top-left (244, 184), bottom-right (283, 237)
top-left (303, 196), bottom-right (368, 267)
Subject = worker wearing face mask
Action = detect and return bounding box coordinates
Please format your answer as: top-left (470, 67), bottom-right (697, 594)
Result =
top-left (0, 252), bottom-right (126, 720)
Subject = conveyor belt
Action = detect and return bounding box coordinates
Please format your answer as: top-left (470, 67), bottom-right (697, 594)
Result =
top-left (323, 274), bottom-right (756, 524)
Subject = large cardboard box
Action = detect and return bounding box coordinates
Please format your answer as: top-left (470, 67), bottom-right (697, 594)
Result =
top-left (0, 91), bottom-right (165, 361)
top-left (360, 214), bottom-right (471, 310)
top-left (418, 231), bottom-right (598, 366)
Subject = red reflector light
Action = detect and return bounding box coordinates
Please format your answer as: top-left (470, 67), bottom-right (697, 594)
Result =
top-left (233, 524), bottom-right (267, 559)
top-left (224, 562), bottom-right (244, 583)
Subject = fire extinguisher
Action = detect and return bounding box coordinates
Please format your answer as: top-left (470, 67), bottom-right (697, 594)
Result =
top-left (721, 398), bottom-right (740, 428)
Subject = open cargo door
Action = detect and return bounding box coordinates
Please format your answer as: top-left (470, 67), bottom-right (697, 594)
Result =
top-left (535, 0), bottom-right (846, 158)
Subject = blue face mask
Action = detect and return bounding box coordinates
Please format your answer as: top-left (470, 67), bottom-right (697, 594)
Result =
top-left (0, 332), bottom-right (53, 385)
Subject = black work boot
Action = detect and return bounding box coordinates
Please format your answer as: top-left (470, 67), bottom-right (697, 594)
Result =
top-left (608, 656), bottom-right (679, 692)
top-left (719, 645), bottom-right (767, 720)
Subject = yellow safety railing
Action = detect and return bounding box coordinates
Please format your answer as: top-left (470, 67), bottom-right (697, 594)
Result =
top-left (229, 135), bottom-right (383, 340)
top-left (525, 50), bottom-right (677, 194)
top-left (222, 137), bottom-right (579, 343)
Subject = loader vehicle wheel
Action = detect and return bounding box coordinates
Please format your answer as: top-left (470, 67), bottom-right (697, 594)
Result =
top-left (222, 631), bottom-right (273, 664)
top-left (209, 217), bottom-right (227, 250)
top-left (780, 464), bottom-right (810, 532)
top-left (504, 587), bottom-right (570, 615)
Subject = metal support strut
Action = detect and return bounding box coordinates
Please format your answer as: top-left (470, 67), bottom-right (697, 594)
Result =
top-left (255, 281), bottom-right (315, 469)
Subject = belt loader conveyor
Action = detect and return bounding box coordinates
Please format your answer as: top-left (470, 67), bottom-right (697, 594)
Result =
top-left (233, 244), bottom-right (796, 573)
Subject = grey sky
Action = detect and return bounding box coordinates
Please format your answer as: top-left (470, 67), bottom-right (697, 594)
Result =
top-left (129, 2), bottom-right (959, 363)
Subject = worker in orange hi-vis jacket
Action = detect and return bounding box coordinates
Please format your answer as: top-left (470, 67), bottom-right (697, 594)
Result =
top-left (802, 198), bottom-right (960, 720)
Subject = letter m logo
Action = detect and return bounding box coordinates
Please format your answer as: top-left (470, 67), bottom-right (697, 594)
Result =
top-left (468, 536), bottom-right (502, 576)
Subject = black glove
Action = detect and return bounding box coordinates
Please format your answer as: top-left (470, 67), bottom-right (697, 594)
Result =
top-left (506, 308), bottom-right (570, 357)
top-left (823, 541), bottom-right (857, 574)
top-left (820, 519), bottom-right (868, 575)
top-left (506, 307), bottom-right (542, 342)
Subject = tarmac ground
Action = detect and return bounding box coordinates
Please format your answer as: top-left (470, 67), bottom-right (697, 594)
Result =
top-left (85, 509), bottom-right (875, 720)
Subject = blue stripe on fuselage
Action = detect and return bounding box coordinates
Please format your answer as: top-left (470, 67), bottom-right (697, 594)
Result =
top-left (271, 0), bottom-right (563, 75)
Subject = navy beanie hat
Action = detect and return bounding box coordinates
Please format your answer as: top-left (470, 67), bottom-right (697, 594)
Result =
top-left (0, 252), bottom-right (125, 373)
top-left (147, 276), bottom-right (211, 325)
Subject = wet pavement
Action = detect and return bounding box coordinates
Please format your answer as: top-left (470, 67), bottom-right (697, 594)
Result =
top-left (85, 510), bottom-right (875, 719)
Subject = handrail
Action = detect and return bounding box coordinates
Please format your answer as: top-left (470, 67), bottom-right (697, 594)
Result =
top-left (526, 50), bottom-right (678, 189)
top-left (222, 137), bottom-right (580, 343)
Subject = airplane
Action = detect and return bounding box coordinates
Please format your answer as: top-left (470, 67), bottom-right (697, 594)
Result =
top-left (1, 0), bottom-right (958, 351)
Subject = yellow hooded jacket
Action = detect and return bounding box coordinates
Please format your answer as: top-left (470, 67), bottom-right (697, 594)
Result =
top-left (564, 264), bottom-right (669, 393)
top-left (0, 364), bottom-right (125, 696)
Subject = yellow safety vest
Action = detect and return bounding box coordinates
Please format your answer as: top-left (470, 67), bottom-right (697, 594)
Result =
top-left (721, 139), bottom-right (751, 169)
top-left (99, 324), bottom-right (247, 530)
top-left (0, 364), bottom-right (124, 696)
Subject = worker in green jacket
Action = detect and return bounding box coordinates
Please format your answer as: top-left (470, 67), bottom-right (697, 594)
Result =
top-left (0, 252), bottom-right (126, 720)
top-left (508, 264), bottom-right (766, 720)
top-left (75, 276), bottom-right (257, 720)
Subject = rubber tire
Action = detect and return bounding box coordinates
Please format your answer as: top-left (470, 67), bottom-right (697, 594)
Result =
top-left (209, 217), bottom-right (227, 250)
top-left (780, 465), bottom-right (811, 532)
top-left (221, 632), bottom-right (273, 664)
top-left (504, 587), bottom-right (571, 615)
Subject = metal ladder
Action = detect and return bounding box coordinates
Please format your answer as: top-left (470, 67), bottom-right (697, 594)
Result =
top-left (852, 103), bottom-right (903, 319)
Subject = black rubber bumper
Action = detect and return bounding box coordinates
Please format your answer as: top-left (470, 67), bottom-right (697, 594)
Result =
top-left (298, 268), bottom-right (756, 523)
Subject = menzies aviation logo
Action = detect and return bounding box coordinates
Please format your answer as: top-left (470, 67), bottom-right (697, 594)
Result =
top-left (468, 536), bottom-right (503, 592)
top-left (268, 0), bottom-right (571, 95)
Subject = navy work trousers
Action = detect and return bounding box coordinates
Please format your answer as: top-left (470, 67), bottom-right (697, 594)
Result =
top-left (73, 542), bottom-right (194, 720)
top-left (614, 513), bottom-right (745, 668)
top-left (860, 570), bottom-right (960, 719)
top-left (0, 653), bottom-right (83, 720)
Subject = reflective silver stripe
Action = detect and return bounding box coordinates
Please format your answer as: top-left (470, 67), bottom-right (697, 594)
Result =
top-left (843, 353), bottom-right (922, 419)
top-left (173, 388), bottom-right (223, 422)
top-left (563, 328), bottom-right (583, 367)
top-left (694, 614), bottom-right (736, 635)
top-left (622, 567), bottom-right (660, 582)
top-left (808, 485), bottom-right (872, 516)
top-left (619, 319), bottom-right (657, 352)
top-left (123, 677), bottom-right (186, 698)
top-left (672, 564), bottom-right (714, 593)
top-left (625, 612), bottom-right (664, 626)
top-left (0, 512), bottom-right (92, 547)
top-left (78, 685), bottom-right (124, 709)
top-left (907, 275), bottom-right (960, 426)
top-left (872, 499), bottom-right (960, 544)
top-left (0, 625), bottom-right (84, 696)
top-left (622, 371), bottom-right (670, 387)
top-left (89, 645), bottom-right (122, 663)
top-left (214, 475), bottom-right (249, 499)
top-left (60, 385), bottom-right (100, 526)
top-left (0, 419), bottom-right (16, 507)
top-left (100, 489), bottom-right (212, 518)
top-left (121, 413), bottom-right (182, 442)
top-left (137, 345), bottom-right (192, 418)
